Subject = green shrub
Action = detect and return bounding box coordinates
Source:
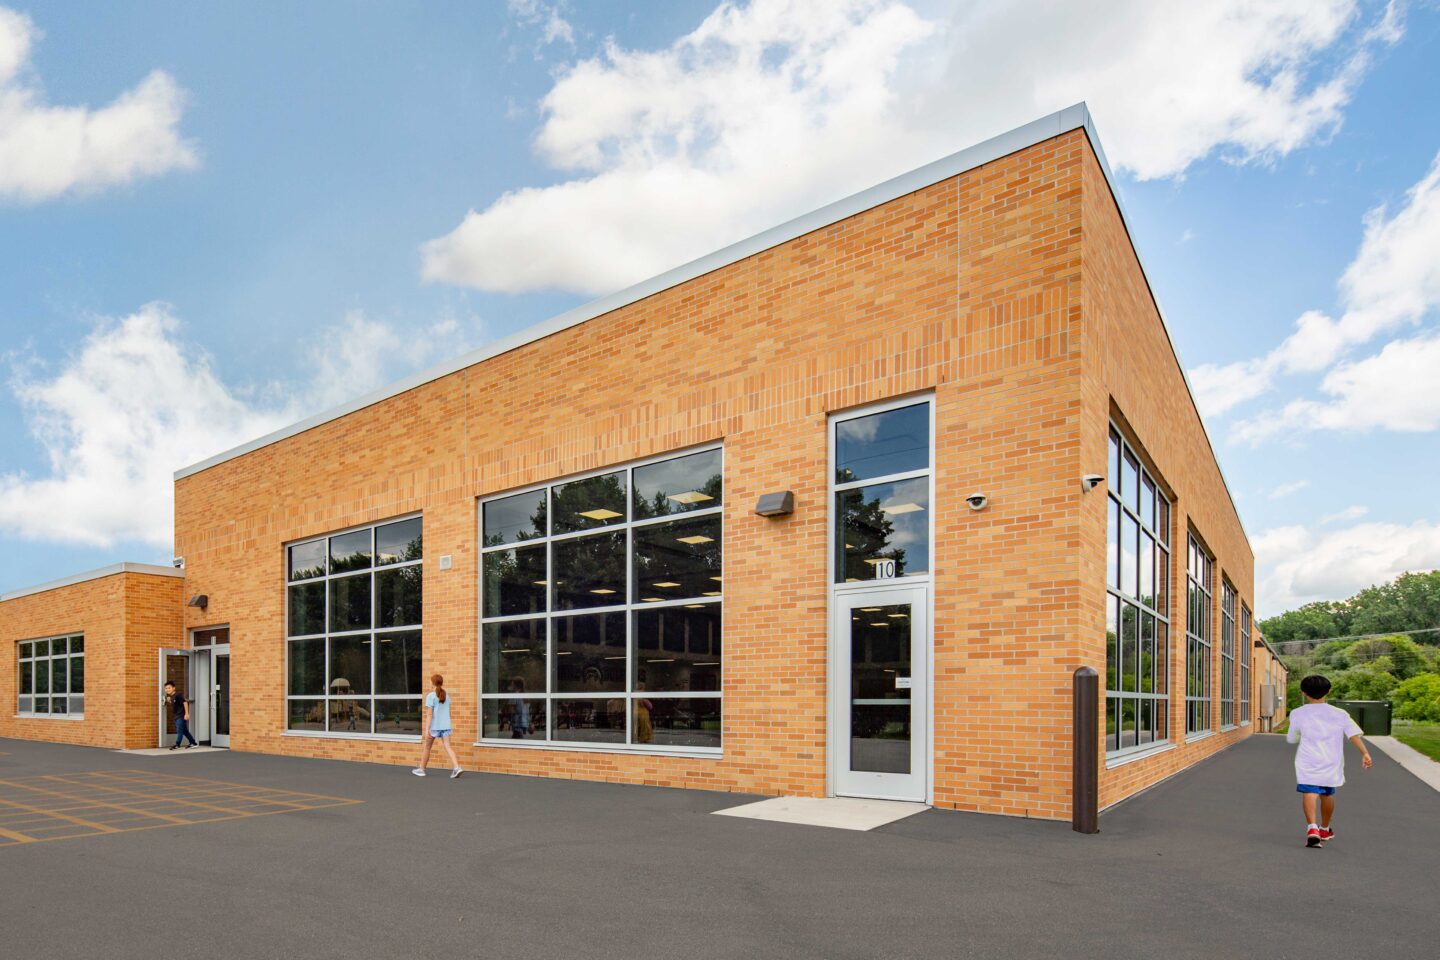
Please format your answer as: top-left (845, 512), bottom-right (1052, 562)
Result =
top-left (1330, 667), bottom-right (1399, 702)
top-left (1392, 673), bottom-right (1440, 722)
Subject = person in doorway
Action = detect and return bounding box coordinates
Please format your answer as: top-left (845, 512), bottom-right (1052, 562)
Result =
top-left (1287, 674), bottom-right (1372, 847)
top-left (165, 681), bottom-right (196, 750)
top-left (413, 674), bottom-right (462, 779)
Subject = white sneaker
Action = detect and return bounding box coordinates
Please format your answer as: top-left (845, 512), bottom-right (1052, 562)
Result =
top-left (450, 768), bottom-right (463, 780)
top-left (411, 768), bottom-right (426, 777)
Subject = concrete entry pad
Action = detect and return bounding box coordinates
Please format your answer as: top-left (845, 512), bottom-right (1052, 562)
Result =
top-left (714, 795), bottom-right (928, 831)
top-left (116, 746), bottom-right (227, 757)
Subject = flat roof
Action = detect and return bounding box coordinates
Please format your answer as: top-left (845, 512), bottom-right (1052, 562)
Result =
top-left (171, 102), bottom-right (1247, 543)
top-left (0, 562), bottom-right (184, 603)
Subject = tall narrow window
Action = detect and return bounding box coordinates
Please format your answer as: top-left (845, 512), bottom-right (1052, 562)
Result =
top-left (833, 400), bottom-right (931, 583)
top-left (285, 516), bottom-right (424, 737)
top-left (16, 635), bottom-right (83, 717)
top-left (1104, 427), bottom-right (1171, 756)
top-left (479, 447), bottom-right (723, 752)
top-left (1240, 605), bottom-right (1253, 724)
top-left (1221, 580), bottom-right (1237, 728)
top-left (1186, 537), bottom-right (1214, 735)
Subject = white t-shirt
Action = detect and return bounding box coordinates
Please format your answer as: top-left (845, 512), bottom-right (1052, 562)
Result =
top-left (1287, 703), bottom-right (1362, 787)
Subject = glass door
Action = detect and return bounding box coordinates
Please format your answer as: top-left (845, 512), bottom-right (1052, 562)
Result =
top-left (832, 586), bottom-right (927, 801)
top-left (157, 649), bottom-right (191, 748)
top-left (212, 648), bottom-right (231, 747)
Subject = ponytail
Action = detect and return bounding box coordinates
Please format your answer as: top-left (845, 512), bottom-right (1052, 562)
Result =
top-left (431, 673), bottom-right (446, 704)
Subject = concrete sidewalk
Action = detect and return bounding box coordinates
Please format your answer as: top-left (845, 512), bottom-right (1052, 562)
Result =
top-left (1, 734), bottom-right (1434, 959)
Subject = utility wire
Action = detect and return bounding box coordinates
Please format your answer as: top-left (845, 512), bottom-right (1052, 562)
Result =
top-left (1269, 625), bottom-right (1440, 652)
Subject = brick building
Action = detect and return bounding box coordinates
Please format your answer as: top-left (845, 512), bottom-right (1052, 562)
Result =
top-left (2, 105), bottom-right (1269, 818)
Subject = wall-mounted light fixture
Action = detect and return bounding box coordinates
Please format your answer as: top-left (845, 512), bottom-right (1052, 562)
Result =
top-left (754, 491), bottom-right (795, 517)
top-left (1081, 474), bottom-right (1104, 493)
top-left (187, 594), bottom-right (208, 610)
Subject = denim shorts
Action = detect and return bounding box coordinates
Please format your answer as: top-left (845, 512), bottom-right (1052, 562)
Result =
top-left (428, 729), bottom-right (451, 739)
top-left (1296, 784), bottom-right (1336, 796)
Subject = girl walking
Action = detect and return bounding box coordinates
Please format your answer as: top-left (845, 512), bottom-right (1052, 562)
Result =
top-left (413, 673), bottom-right (463, 779)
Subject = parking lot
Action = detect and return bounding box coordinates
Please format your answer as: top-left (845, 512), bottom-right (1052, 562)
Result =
top-left (1, 734), bottom-right (1434, 959)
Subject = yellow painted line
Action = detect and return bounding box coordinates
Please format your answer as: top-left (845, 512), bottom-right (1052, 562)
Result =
top-left (63, 775), bottom-right (341, 813)
top-left (0, 823), bottom-right (35, 843)
top-left (0, 798), bottom-right (362, 848)
top-left (0, 779), bottom-right (193, 825)
top-left (98, 769), bottom-right (358, 804)
top-left (40, 775), bottom-right (257, 818)
top-left (0, 794), bottom-right (118, 835)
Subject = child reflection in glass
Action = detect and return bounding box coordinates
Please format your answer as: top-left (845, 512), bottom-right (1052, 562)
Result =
top-left (508, 677), bottom-right (533, 738)
top-left (634, 678), bottom-right (654, 744)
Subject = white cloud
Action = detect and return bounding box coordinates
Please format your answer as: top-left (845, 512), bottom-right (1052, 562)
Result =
top-left (423, 0), bottom-right (1398, 296)
top-left (1195, 145), bottom-right (1440, 420)
top-left (1268, 479), bottom-right (1310, 500)
top-left (0, 7), bottom-right (198, 203)
top-left (1321, 505), bottom-right (1368, 524)
top-left (0, 305), bottom-right (484, 549)
top-left (507, 0), bottom-right (575, 47)
top-left (1254, 518), bottom-right (1440, 614)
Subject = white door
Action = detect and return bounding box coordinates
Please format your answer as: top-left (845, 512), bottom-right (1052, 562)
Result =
top-left (211, 647), bottom-right (231, 748)
top-left (832, 586), bottom-right (928, 801)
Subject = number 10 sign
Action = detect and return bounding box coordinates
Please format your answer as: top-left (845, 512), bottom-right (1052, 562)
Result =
top-left (872, 558), bottom-right (897, 579)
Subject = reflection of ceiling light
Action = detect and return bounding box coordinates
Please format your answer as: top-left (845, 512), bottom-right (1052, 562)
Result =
top-left (603, 656), bottom-right (625, 661)
top-left (860, 607), bottom-right (881, 612)
top-left (532, 580), bottom-right (548, 585)
top-left (845, 543), bottom-right (856, 549)
top-left (646, 659), bottom-right (675, 663)
top-left (642, 597), bottom-right (664, 602)
top-left (881, 502), bottom-right (924, 515)
top-left (653, 581), bottom-right (681, 588)
top-left (697, 661), bottom-right (719, 666)
top-left (870, 622), bottom-right (888, 627)
top-left (845, 577), bottom-right (859, 583)
top-left (684, 604), bottom-right (705, 609)
top-left (887, 613), bottom-right (907, 618)
top-left (677, 535), bottom-right (713, 545)
top-left (579, 508), bottom-right (623, 520)
top-left (884, 669), bottom-right (896, 673)
top-left (703, 591), bottom-right (721, 596)
top-left (590, 588), bottom-right (616, 595)
top-left (500, 648), bottom-right (530, 654)
top-left (668, 491), bottom-right (713, 504)
top-left (556, 651), bottom-right (572, 656)
top-left (710, 576), bottom-right (722, 582)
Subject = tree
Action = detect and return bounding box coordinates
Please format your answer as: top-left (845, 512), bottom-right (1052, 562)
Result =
top-left (1258, 602), bottom-right (1348, 645)
top-left (1392, 673), bottom-right (1440, 723)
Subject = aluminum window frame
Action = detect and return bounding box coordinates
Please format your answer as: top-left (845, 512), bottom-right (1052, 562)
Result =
top-left (1186, 536), bottom-right (1214, 737)
top-left (283, 512), bottom-right (424, 740)
top-left (477, 444), bottom-right (724, 756)
top-left (1220, 579), bottom-right (1237, 730)
top-left (1104, 425), bottom-right (1172, 759)
top-left (1240, 604), bottom-right (1253, 723)
top-left (16, 633), bottom-right (84, 719)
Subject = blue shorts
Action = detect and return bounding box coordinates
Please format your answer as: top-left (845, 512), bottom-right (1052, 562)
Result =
top-left (428, 729), bottom-right (451, 739)
top-left (1297, 784), bottom-right (1336, 796)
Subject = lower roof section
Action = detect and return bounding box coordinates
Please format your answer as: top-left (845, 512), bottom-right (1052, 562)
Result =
top-left (0, 562), bottom-right (184, 603)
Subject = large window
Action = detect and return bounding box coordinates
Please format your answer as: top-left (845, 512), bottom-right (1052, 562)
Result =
top-left (1220, 580), bottom-right (1237, 728)
top-left (1186, 537), bottom-right (1214, 735)
top-left (480, 447), bottom-right (723, 752)
top-left (833, 400), bottom-right (931, 583)
top-left (1104, 427), bottom-right (1170, 755)
top-left (17, 635), bottom-right (84, 718)
top-left (1240, 604), bottom-right (1252, 723)
top-left (285, 516), bottom-right (424, 738)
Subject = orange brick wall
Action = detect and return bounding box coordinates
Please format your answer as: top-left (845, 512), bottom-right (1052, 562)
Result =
top-left (0, 572), bottom-right (183, 749)
top-left (1077, 142), bottom-right (1259, 808)
top-left (165, 128), bottom-right (1248, 819)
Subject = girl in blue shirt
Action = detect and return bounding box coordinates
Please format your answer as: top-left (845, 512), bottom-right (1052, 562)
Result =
top-left (413, 673), bottom-right (462, 779)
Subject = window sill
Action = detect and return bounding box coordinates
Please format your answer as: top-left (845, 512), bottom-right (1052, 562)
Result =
top-left (1220, 724), bottom-right (1238, 732)
top-left (1184, 730), bottom-right (1216, 744)
top-left (1105, 742), bottom-right (1176, 769)
top-left (14, 713), bottom-right (84, 721)
top-left (282, 731), bottom-right (421, 743)
top-left (475, 739), bottom-right (722, 761)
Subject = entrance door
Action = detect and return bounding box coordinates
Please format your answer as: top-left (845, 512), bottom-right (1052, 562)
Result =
top-left (211, 649), bottom-right (231, 748)
top-left (832, 587), bottom-right (928, 801)
top-left (158, 648), bottom-right (191, 748)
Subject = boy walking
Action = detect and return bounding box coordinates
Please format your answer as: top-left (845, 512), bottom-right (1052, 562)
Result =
top-left (1287, 674), bottom-right (1372, 847)
top-left (165, 681), bottom-right (197, 750)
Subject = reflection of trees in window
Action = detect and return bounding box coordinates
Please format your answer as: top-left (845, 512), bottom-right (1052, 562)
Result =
top-left (838, 494), bottom-right (906, 578)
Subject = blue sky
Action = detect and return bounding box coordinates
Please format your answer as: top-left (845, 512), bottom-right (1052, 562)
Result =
top-left (1, 0), bottom-right (1437, 615)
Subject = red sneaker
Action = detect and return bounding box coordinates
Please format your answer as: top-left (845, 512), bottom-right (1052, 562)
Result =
top-left (1306, 826), bottom-right (1323, 848)
top-left (1318, 827), bottom-right (1335, 841)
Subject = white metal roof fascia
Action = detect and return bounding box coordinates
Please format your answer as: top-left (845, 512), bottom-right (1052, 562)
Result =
top-left (0, 562), bottom-right (184, 603)
top-left (170, 102), bottom-right (1247, 551)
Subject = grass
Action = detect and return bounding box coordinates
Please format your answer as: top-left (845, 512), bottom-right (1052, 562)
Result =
top-left (1394, 722), bottom-right (1440, 762)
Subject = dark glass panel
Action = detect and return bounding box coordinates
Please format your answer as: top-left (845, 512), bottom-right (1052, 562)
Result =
top-left (835, 403), bottom-right (929, 484)
top-left (35, 659), bottom-right (48, 694)
top-left (634, 604), bottom-right (722, 692)
top-left (51, 656), bottom-right (67, 694)
top-left (633, 514), bottom-right (722, 601)
top-left (483, 490), bottom-right (548, 546)
top-left (481, 619), bottom-right (546, 694)
top-left (376, 565), bottom-right (422, 628)
top-left (33, 638), bottom-right (48, 657)
top-left (288, 581), bottom-right (325, 637)
top-left (328, 635), bottom-right (372, 696)
top-left (483, 698), bottom-right (547, 740)
top-left (376, 630), bottom-right (422, 695)
top-left (329, 574), bottom-right (372, 632)
top-left (1121, 602), bottom-right (1139, 693)
top-left (835, 477), bottom-right (929, 582)
top-left (640, 697), bottom-right (721, 749)
top-left (482, 545), bottom-right (547, 618)
top-left (633, 449), bottom-right (723, 520)
top-left (289, 540), bottom-right (326, 581)
top-left (374, 699), bottom-right (423, 736)
top-left (1105, 596), bottom-right (1118, 691)
top-left (329, 697), bottom-right (373, 734)
top-left (287, 699), bottom-right (325, 732)
top-left (553, 532), bottom-right (626, 610)
top-left (329, 529), bottom-right (373, 573)
top-left (551, 699), bottom-right (626, 743)
top-left (553, 612), bottom-right (626, 693)
top-left (288, 638), bottom-right (325, 696)
top-left (1107, 498), bottom-right (1120, 590)
top-left (375, 517), bottom-right (423, 565)
top-left (20, 661), bottom-right (32, 695)
top-left (553, 472), bottom-right (627, 534)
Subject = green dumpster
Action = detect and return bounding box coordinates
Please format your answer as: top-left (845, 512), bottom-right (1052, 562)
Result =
top-left (1329, 699), bottom-right (1392, 736)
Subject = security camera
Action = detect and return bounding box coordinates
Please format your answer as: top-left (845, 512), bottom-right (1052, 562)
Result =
top-left (172, 556), bottom-right (185, 569)
top-left (1081, 474), bottom-right (1105, 493)
top-left (965, 493), bottom-right (988, 511)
